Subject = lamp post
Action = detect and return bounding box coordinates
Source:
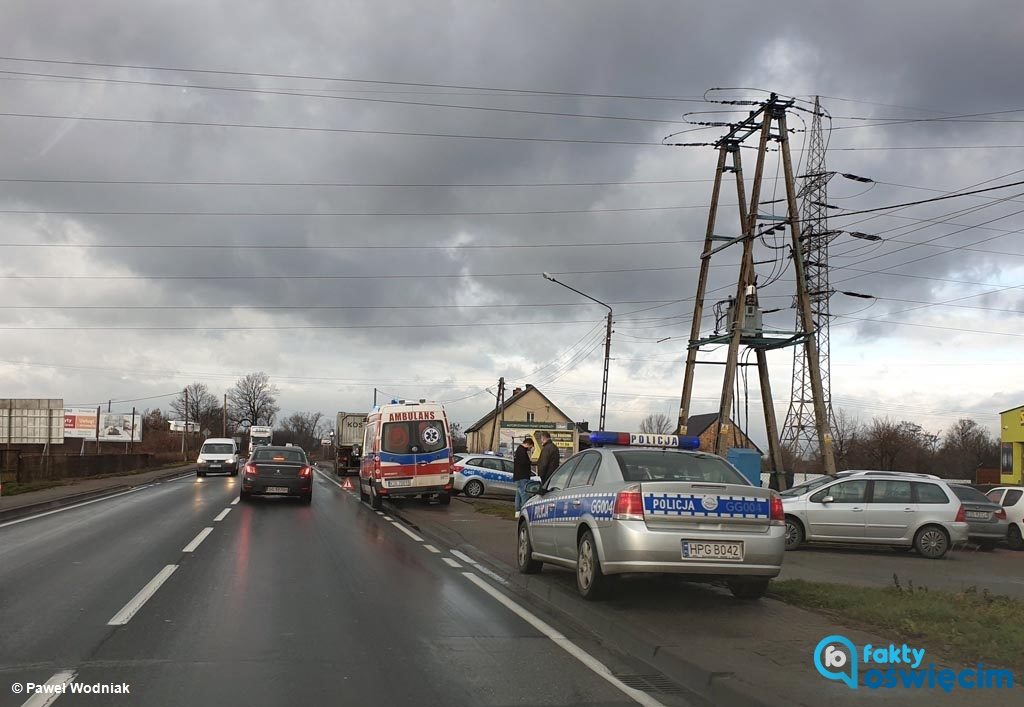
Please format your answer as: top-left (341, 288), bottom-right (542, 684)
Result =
top-left (542, 272), bottom-right (613, 430)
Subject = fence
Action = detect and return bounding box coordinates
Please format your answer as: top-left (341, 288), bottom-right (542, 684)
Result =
top-left (0, 451), bottom-right (159, 485)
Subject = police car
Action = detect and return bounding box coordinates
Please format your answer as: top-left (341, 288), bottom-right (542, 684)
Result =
top-left (452, 453), bottom-right (541, 498)
top-left (517, 432), bottom-right (785, 600)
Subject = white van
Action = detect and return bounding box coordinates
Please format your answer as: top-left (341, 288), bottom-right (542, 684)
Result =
top-left (197, 437), bottom-right (240, 477)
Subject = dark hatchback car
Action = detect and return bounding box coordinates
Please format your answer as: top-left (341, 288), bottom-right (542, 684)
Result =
top-left (950, 485), bottom-right (1008, 550)
top-left (241, 446), bottom-right (313, 504)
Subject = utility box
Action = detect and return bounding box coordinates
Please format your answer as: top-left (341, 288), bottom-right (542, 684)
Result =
top-left (726, 300), bottom-right (763, 337)
top-left (727, 447), bottom-right (763, 487)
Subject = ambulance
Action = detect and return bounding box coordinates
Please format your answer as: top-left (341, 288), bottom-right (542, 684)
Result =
top-left (359, 399), bottom-right (454, 510)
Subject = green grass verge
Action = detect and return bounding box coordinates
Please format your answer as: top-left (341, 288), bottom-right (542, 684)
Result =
top-left (770, 578), bottom-right (1024, 671)
top-left (470, 500), bottom-right (516, 520)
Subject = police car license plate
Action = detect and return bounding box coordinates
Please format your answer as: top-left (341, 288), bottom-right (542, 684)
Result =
top-left (681, 540), bottom-right (743, 561)
top-left (265, 486), bottom-right (289, 494)
top-left (389, 478), bottom-right (412, 488)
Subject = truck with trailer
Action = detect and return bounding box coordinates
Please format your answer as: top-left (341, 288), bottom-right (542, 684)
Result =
top-left (335, 412), bottom-right (367, 475)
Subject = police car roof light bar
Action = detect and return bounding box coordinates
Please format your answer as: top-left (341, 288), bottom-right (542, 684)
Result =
top-left (588, 431), bottom-right (701, 450)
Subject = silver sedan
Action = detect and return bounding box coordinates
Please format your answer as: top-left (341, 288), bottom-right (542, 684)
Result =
top-left (517, 436), bottom-right (785, 600)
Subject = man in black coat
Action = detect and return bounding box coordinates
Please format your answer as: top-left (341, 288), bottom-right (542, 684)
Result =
top-left (513, 436), bottom-right (535, 518)
top-left (536, 431), bottom-right (560, 484)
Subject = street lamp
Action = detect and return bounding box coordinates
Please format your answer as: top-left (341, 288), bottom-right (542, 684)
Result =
top-left (542, 272), bottom-right (613, 430)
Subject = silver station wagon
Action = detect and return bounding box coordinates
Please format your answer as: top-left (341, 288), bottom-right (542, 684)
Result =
top-left (781, 471), bottom-right (969, 558)
top-left (517, 432), bottom-right (786, 600)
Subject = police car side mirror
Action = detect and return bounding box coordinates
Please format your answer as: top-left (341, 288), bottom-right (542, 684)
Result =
top-left (525, 480), bottom-right (543, 496)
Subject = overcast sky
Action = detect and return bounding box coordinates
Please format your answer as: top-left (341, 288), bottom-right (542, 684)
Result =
top-left (2, 0), bottom-right (1022, 444)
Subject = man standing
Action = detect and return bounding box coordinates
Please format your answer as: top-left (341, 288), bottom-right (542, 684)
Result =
top-left (513, 436), bottom-right (535, 519)
top-left (536, 431), bottom-right (560, 484)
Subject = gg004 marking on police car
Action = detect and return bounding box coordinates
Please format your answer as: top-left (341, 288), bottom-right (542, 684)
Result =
top-left (644, 493), bottom-right (770, 518)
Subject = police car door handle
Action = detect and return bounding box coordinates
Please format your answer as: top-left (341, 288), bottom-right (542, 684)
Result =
top-left (852, 507), bottom-right (864, 512)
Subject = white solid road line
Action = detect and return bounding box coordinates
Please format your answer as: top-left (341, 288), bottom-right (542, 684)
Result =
top-left (230, 497), bottom-right (240, 505)
top-left (182, 527), bottom-right (214, 553)
top-left (463, 573), bottom-right (665, 707)
top-left (0, 488), bottom-right (142, 529)
top-left (390, 522), bottom-right (424, 542)
top-left (383, 515), bottom-right (394, 521)
top-left (423, 544), bottom-right (441, 553)
top-left (213, 508), bottom-right (231, 522)
top-left (108, 565), bottom-right (178, 626)
top-left (442, 558), bottom-right (462, 568)
top-left (20, 670), bottom-right (76, 707)
top-left (313, 468), bottom-right (342, 488)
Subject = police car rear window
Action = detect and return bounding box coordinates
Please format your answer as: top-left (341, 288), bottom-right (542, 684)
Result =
top-left (613, 450), bottom-right (747, 484)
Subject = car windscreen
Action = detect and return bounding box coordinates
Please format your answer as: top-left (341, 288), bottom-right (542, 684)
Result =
top-left (779, 475), bottom-right (834, 498)
top-left (951, 485), bottom-right (991, 503)
top-left (382, 420), bottom-right (447, 455)
top-left (613, 450), bottom-right (748, 484)
top-left (201, 443), bottom-right (234, 455)
top-left (253, 449), bottom-right (305, 463)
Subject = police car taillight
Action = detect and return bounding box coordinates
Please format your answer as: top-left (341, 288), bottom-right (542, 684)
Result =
top-left (613, 485), bottom-right (644, 521)
top-left (770, 494), bottom-right (784, 525)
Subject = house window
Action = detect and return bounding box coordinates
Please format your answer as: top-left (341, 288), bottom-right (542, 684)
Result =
top-left (526, 412), bottom-right (535, 422)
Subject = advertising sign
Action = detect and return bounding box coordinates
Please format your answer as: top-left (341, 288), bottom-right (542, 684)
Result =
top-left (65, 408), bottom-right (142, 442)
top-left (0, 399), bottom-right (65, 445)
top-left (498, 423), bottom-right (577, 462)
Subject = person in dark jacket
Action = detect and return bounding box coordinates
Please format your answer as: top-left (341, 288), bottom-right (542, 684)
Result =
top-left (513, 437), bottom-right (535, 518)
top-left (536, 431), bottom-right (560, 484)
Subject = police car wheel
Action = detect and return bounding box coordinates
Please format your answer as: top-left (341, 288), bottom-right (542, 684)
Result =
top-left (576, 530), bottom-right (608, 600)
top-left (784, 517), bottom-right (804, 551)
top-left (728, 578), bottom-right (769, 600)
top-left (464, 479), bottom-right (485, 498)
top-left (517, 522), bottom-right (542, 574)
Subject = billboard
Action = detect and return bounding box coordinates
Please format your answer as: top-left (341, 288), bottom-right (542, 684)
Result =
top-left (65, 408), bottom-right (142, 442)
top-left (498, 422), bottom-right (577, 462)
top-left (0, 399), bottom-right (65, 445)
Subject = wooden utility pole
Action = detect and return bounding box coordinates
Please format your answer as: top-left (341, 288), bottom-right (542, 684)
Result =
top-left (675, 94), bottom-right (836, 487)
top-left (182, 387), bottom-right (189, 461)
top-left (488, 377), bottom-right (504, 452)
top-left (223, 393), bottom-right (228, 437)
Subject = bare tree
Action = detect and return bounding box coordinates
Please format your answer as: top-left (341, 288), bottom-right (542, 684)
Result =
top-left (170, 383), bottom-right (222, 435)
top-left (639, 413), bottom-right (674, 434)
top-left (228, 372), bottom-right (280, 428)
top-left (277, 411), bottom-right (325, 451)
top-left (831, 408), bottom-right (861, 470)
top-left (939, 419), bottom-right (998, 478)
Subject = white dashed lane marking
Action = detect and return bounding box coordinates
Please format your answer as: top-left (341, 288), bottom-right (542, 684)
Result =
top-left (213, 508), bottom-right (231, 522)
top-left (107, 565), bottom-right (178, 626)
top-left (442, 558), bottom-right (462, 568)
top-left (182, 527), bottom-right (214, 553)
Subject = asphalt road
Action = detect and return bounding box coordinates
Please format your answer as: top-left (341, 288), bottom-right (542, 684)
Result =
top-left (0, 469), bottom-right (684, 707)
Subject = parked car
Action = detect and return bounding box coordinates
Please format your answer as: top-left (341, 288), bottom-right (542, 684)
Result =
top-left (781, 472), bottom-right (969, 559)
top-left (453, 454), bottom-right (540, 498)
top-left (949, 485), bottom-right (1008, 550)
top-left (985, 487), bottom-right (1024, 550)
top-left (517, 432), bottom-right (785, 600)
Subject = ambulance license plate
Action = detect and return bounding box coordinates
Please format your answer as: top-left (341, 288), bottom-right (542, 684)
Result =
top-left (389, 478), bottom-right (412, 488)
top-left (265, 486), bottom-right (289, 494)
top-left (681, 540), bottom-right (743, 561)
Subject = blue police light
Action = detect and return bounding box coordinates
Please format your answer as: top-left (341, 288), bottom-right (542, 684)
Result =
top-left (588, 431), bottom-right (700, 450)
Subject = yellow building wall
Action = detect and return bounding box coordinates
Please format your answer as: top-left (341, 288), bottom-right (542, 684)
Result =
top-left (466, 389), bottom-right (572, 454)
top-left (1000, 407), bottom-right (1024, 485)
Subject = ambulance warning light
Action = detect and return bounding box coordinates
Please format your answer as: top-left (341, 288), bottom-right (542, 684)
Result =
top-left (589, 431), bottom-right (700, 450)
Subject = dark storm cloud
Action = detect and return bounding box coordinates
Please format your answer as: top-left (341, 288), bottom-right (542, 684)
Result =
top-left (1, 0), bottom-right (1022, 428)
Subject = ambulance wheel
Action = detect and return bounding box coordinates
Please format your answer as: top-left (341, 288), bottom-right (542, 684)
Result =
top-left (728, 578), bottom-right (770, 600)
top-left (517, 521), bottom-right (542, 574)
top-left (576, 530), bottom-right (608, 600)
top-left (358, 482), bottom-right (368, 503)
top-left (464, 480), bottom-right (485, 498)
top-left (370, 487), bottom-right (383, 510)
top-left (437, 493), bottom-right (451, 506)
